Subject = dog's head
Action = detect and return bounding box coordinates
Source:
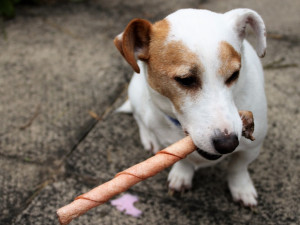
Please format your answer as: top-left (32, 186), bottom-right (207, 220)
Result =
top-left (114, 9), bottom-right (266, 160)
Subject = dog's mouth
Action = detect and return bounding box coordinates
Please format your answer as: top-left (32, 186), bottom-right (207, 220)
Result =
top-left (184, 130), bottom-right (222, 161)
top-left (196, 148), bottom-right (222, 160)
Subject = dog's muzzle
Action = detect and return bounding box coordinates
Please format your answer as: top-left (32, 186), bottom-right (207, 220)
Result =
top-left (196, 130), bottom-right (239, 160)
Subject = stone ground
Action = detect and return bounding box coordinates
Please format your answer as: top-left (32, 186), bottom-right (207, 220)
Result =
top-left (0, 0), bottom-right (299, 224)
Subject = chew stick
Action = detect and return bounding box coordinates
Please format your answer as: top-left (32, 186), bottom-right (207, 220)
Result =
top-left (57, 136), bottom-right (196, 225)
top-left (57, 111), bottom-right (255, 225)
top-left (239, 111), bottom-right (255, 141)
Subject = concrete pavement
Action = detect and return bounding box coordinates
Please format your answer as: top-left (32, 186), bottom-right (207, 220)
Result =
top-left (0, 0), bottom-right (299, 224)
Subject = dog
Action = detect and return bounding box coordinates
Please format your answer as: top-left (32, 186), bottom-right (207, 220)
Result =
top-left (114, 8), bottom-right (267, 207)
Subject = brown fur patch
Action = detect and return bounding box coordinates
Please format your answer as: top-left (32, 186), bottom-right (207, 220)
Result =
top-left (147, 19), bottom-right (202, 112)
top-left (218, 41), bottom-right (241, 81)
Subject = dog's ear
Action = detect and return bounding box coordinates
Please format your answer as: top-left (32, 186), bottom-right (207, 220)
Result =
top-left (225, 9), bottom-right (266, 58)
top-left (114, 19), bottom-right (152, 73)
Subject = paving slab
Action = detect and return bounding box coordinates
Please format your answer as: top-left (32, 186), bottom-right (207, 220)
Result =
top-left (1, 0), bottom-right (300, 224)
top-left (0, 3), bottom-right (132, 223)
top-left (0, 157), bottom-right (50, 224)
top-left (0, 3), bottom-right (129, 164)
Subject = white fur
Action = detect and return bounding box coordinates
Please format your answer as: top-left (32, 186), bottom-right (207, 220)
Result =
top-left (115, 99), bottom-right (132, 113)
top-left (118, 8), bottom-right (267, 206)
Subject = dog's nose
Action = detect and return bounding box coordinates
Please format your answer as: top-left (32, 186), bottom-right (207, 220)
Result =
top-left (212, 131), bottom-right (239, 154)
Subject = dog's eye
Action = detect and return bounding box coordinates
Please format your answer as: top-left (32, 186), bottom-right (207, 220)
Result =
top-left (226, 70), bottom-right (240, 86)
top-left (174, 76), bottom-right (198, 88)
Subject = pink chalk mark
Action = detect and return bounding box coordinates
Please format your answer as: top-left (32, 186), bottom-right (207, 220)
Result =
top-left (110, 193), bottom-right (142, 217)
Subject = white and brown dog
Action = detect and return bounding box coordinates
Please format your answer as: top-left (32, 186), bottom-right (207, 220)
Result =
top-left (115, 8), bottom-right (267, 207)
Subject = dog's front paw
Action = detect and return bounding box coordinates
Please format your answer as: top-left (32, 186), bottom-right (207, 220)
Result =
top-left (136, 120), bottom-right (161, 153)
top-left (140, 131), bottom-right (160, 153)
top-left (168, 161), bottom-right (194, 192)
top-left (228, 172), bottom-right (258, 207)
top-left (229, 183), bottom-right (257, 206)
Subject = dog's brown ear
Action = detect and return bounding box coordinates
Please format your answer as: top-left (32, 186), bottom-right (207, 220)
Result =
top-left (114, 19), bottom-right (152, 73)
top-left (225, 9), bottom-right (267, 58)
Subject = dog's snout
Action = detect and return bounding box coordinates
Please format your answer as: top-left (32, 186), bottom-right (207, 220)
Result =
top-left (212, 131), bottom-right (239, 154)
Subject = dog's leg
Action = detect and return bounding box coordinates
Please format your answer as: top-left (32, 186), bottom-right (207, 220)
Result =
top-left (168, 159), bottom-right (195, 192)
top-left (133, 114), bottom-right (161, 153)
top-left (227, 146), bottom-right (261, 206)
top-left (115, 99), bottom-right (132, 113)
